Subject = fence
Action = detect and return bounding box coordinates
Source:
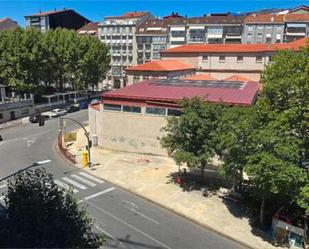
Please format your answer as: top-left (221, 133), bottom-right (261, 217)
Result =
top-left (57, 131), bottom-right (76, 164)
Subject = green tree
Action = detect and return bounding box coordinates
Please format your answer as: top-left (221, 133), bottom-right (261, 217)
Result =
top-left (216, 106), bottom-right (258, 190)
top-left (1, 168), bottom-right (104, 248)
top-left (161, 98), bottom-right (226, 183)
top-left (0, 28), bottom-right (46, 92)
top-left (297, 185), bottom-right (309, 216)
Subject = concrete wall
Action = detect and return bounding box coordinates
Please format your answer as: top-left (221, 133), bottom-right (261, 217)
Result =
top-left (89, 106), bottom-right (168, 156)
top-left (0, 106), bottom-right (34, 123)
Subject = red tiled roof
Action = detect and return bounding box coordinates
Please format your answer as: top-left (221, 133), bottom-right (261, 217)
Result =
top-left (244, 13), bottom-right (285, 23)
top-left (161, 38), bottom-right (308, 54)
top-left (285, 13), bottom-right (309, 21)
top-left (77, 22), bottom-right (99, 35)
top-left (0, 18), bottom-right (9, 23)
top-left (102, 79), bottom-right (260, 106)
top-left (225, 75), bottom-right (253, 82)
top-left (26, 9), bottom-right (72, 17)
top-left (183, 74), bottom-right (217, 81)
top-left (106, 11), bottom-right (150, 19)
top-left (125, 60), bottom-right (195, 72)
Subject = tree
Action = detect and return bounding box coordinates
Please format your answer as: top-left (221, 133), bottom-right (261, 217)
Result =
top-left (0, 28), bottom-right (46, 92)
top-left (216, 106), bottom-right (258, 190)
top-left (297, 185), bottom-right (309, 216)
top-left (0, 168), bottom-right (104, 248)
top-left (245, 120), bottom-right (308, 226)
top-left (160, 97), bottom-right (226, 183)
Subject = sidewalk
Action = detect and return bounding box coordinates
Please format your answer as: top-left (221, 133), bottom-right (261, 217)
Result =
top-left (67, 127), bottom-right (279, 249)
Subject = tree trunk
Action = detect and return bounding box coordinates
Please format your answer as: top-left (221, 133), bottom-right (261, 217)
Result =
top-left (201, 164), bottom-right (205, 185)
top-left (260, 198), bottom-right (265, 227)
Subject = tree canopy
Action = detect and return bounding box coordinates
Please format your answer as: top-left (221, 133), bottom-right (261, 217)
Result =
top-left (0, 168), bottom-right (104, 248)
top-left (0, 28), bottom-right (110, 94)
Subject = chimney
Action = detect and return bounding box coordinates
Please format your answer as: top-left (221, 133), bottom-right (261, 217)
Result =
top-left (252, 13), bottom-right (256, 18)
top-left (270, 16), bottom-right (274, 22)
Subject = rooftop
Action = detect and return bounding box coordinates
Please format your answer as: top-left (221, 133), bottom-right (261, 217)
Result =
top-left (105, 11), bottom-right (150, 20)
top-left (244, 13), bottom-right (285, 23)
top-left (125, 60), bottom-right (195, 72)
top-left (77, 22), bottom-right (99, 34)
top-left (161, 37), bottom-right (308, 54)
top-left (25, 9), bottom-right (72, 17)
top-left (102, 78), bottom-right (260, 106)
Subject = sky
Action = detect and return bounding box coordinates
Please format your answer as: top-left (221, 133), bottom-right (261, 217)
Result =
top-left (1, 0), bottom-right (309, 27)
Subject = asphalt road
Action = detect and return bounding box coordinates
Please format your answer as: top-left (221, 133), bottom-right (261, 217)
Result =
top-left (0, 110), bottom-right (243, 249)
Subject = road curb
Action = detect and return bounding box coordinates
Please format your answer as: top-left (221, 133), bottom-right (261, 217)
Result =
top-left (56, 145), bottom-right (263, 249)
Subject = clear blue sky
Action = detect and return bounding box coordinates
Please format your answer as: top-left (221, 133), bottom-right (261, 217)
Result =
top-left (1, 0), bottom-right (309, 27)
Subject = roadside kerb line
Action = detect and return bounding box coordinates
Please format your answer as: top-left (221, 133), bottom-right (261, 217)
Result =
top-left (70, 174), bottom-right (97, 187)
top-left (87, 200), bottom-right (172, 249)
top-left (94, 224), bottom-right (124, 248)
top-left (62, 177), bottom-right (88, 190)
top-left (78, 172), bottom-right (105, 184)
top-left (54, 179), bottom-right (79, 193)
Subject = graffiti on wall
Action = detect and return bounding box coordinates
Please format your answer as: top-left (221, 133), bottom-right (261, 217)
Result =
top-left (102, 135), bottom-right (158, 150)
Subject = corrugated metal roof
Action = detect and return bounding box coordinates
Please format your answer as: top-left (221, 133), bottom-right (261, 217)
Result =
top-left (102, 79), bottom-right (260, 106)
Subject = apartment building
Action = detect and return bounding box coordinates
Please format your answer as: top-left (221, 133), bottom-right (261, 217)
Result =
top-left (243, 14), bottom-right (285, 43)
top-left (0, 18), bottom-right (18, 31)
top-left (284, 14), bottom-right (309, 42)
top-left (160, 37), bottom-right (308, 81)
top-left (99, 12), bottom-right (153, 88)
top-left (25, 9), bottom-right (90, 32)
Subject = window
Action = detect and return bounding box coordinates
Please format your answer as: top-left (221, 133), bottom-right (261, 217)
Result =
top-left (0, 113), bottom-right (2, 119)
top-left (268, 56), bottom-right (272, 62)
top-left (247, 25), bottom-right (253, 32)
top-left (145, 107), bottom-right (166, 116)
top-left (266, 25), bottom-right (272, 30)
top-left (167, 109), bottom-right (182, 116)
top-left (123, 105), bottom-right (141, 113)
top-left (219, 56), bottom-right (225, 63)
top-left (256, 56), bottom-right (263, 63)
top-left (202, 55), bottom-right (208, 62)
top-left (103, 103), bottom-right (122, 111)
top-left (257, 25), bottom-right (263, 30)
top-left (237, 56), bottom-right (243, 63)
top-left (256, 34), bottom-right (263, 43)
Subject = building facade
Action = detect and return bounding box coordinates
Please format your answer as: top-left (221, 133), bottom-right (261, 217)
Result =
top-left (25, 9), bottom-right (90, 32)
top-left (99, 12), bottom-right (153, 89)
top-left (160, 38), bottom-right (308, 81)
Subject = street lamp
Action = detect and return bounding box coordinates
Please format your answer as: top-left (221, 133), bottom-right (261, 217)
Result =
top-left (0, 159), bottom-right (52, 182)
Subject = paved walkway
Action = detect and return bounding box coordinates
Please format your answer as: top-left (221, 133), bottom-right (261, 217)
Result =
top-left (67, 127), bottom-right (279, 249)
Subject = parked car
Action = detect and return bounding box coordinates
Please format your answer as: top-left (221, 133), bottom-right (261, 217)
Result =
top-left (29, 113), bottom-right (49, 123)
top-left (79, 101), bottom-right (89, 109)
top-left (65, 105), bottom-right (80, 113)
top-left (50, 109), bottom-right (67, 117)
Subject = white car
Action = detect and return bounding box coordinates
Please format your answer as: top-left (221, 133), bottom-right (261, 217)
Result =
top-left (50, 108), bottom-right (67, 118)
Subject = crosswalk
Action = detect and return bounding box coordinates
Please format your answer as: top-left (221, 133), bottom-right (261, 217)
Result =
top-left (54, 172), bottom-right (105, 193)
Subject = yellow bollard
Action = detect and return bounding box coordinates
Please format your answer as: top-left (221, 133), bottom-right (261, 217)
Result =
top-left (82, 151), bottom-right (89, 167)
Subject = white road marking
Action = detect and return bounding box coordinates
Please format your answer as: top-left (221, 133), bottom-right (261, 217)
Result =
top-left (36, 159), bottom-right (51, 165)
top-left (62, 177), bottom-right (88, 190)
top-left (84, 187), bottom-right (115, 201)
top-left (123, 200), bottom-right (160, 225)
top-left (54, 179), bottom-right (79, 193)
top-left (0, 184), bottom-right (7, 189)
top-left (78, 172), bottom-right (105, 184)
top-left (26, 139), bottom-right (36, 148)
top-left (70, 174), bottom-right (96, 187)
top-left (87, 201), bottom-right (171, 249)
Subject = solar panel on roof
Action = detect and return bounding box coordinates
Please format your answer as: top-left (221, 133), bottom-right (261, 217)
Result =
top-left (150, 79), bottom-right (245, 89)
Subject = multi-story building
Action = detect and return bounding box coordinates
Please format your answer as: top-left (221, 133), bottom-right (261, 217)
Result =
top-left (187, 15), bottom-right (244, 44)
top-left (243, 14), bottom-right (285, 43)
top-left (160, 37), bottom-right (308, 81)
top-left (25, 9), bottom-right (90, 32)
top-left (0, 18), bottom-right (18, 31)
top-left (284, 14), bottom-right (309, 42)
top-left (99, 12), bottom-right (153, 88)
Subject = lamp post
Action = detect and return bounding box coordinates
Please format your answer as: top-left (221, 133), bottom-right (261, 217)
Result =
top-left (59, 117), bottom-right (92, 167)
top-left (0, 159), bottom-right (51, 182)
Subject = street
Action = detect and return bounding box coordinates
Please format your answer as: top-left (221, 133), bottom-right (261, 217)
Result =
top-left (0, 110), bottom-right (243, 249)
